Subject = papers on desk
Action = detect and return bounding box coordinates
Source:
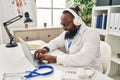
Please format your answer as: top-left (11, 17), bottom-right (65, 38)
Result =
top-left (28, 44), bottom-right (41, 50)
top-left (27, 40), bottom-right (47, 50)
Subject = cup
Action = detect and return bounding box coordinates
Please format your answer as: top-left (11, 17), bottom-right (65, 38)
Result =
top-left (44, 23), bottom-right (47, 28)
top-left (117, 53), bottom-right (120, 58)
top-left (25, 24), bottom-right (28, 28)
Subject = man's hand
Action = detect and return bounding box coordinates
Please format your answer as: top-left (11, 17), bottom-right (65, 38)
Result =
top-left (34, 48), bottom-right (48, 59)
top-left (38, 54), bottom-right (57, 63)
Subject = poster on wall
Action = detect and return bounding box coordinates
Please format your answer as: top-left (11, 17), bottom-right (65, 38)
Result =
top-left (11, 0), bottom-right (27, 15)
top-left (2, 0), bottom-right (36, 27)
top-left (0, 0), bottom-right (36, 43)
top-left (3, 0), bottom-right (27, 19)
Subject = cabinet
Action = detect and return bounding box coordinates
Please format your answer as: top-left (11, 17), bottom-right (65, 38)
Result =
top-left (13, 29), bottom-right (39, 42)
top-left (92, 5), bottom-right (120, 80)
top-left (11, 27), bottom-right (66, 52)
top-left (38, 28), bottom-right (59, 43)
top-left (11, 27), bottom-right (63, 42)
top-left (11, 28), bottom-right (39, 42)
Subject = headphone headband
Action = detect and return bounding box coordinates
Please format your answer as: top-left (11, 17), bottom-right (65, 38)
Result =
top-left (64, 8), bottom-right (83, 26)
top-left (64, 8), bottom-right (79, 18)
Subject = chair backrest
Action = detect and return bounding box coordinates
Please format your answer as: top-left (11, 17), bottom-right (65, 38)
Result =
top-left (100, 41), bottom-right (111, 75)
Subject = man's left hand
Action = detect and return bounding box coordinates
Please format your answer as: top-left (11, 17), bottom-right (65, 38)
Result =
top-left (37, 54), bottom-right (57, 63)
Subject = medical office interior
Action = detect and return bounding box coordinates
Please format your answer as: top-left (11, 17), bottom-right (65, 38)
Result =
top-left (0, 0), bottom-right (120, 80)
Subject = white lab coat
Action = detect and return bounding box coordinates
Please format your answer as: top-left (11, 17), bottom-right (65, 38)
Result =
top-left (45, 24), bottom-right (103, 72)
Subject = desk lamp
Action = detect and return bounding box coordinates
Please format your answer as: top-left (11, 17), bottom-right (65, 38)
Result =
top-left (24, 12), bottom-right (33, 28)
top-left (3, 15), bottom-right (23, 47)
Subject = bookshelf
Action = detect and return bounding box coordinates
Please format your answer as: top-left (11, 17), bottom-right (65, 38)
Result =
top-left (92, 5), bottom-right (120, 80)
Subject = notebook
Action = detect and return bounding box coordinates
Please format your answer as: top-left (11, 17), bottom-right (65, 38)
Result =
top-left (28, 44), bottom-right (41, 50)
top-left (18, 37), bottom-right (46, 67)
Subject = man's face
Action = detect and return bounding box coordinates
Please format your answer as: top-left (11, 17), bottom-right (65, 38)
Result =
top-left (60, 13), bottom-right (74, 31)
top-left (61, 13), bottom-right (78, 39)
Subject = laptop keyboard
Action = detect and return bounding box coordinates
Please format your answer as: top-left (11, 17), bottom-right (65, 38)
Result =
top-left (32, 54), bottom-right (47, 66)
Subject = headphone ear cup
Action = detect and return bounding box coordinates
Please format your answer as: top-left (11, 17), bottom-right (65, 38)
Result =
top-left (73, 17), bottom-right (82, 26)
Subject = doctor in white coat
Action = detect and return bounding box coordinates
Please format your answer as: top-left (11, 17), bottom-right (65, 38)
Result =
top-left (34, 6), bottom-right (103, 72)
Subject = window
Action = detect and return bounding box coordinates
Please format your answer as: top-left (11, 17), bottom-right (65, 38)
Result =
top-left (36, 0), bottom-right (66, 27)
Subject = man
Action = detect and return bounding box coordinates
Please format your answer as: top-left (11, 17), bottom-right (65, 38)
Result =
top-left (34, 6), bottom-right (103, 72)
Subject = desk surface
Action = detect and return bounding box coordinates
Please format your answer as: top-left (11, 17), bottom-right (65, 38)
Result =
top-left (0, 40), bottom-right (113, 80)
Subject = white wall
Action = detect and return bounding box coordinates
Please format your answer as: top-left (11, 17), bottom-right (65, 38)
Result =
top-left (0, 23), bottom-right (3, 44)
top-left (0, 0), bottom-right (4, 44)
top-left (0, 0), bottom-right (37, 43)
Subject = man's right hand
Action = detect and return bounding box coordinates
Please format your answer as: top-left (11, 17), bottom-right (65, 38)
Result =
top-left (34, 48), bottom-right (48, 59)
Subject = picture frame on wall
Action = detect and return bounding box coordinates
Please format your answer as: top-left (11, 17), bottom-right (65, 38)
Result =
top-left (96, 0), bottom-right (112, 6)
top-left (96, 0), bottom-right (120, 6)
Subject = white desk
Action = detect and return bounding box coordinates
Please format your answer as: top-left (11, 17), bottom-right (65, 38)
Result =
top-left (0, 40), bottom-right (113, 80)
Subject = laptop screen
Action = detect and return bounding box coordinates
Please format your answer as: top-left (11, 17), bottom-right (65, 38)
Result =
top-left (19, 37), bottom-right (35, 66)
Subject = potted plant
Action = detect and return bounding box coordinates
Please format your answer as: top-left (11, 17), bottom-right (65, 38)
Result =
top-left (66, 0), bottom-right (96, 27)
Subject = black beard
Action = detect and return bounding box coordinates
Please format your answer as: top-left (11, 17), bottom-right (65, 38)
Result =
top-left (65, 26), bottom-right (78, 39)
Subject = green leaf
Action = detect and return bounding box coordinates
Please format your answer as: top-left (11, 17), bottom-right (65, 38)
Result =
top-left (66, 0), bottom-right (95, 26)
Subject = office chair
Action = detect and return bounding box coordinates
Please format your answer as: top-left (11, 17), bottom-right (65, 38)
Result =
top-left (100, 41), bottom-right (111, 75)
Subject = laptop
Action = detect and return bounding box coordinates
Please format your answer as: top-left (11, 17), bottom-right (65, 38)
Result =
top-left (18, 37), bottom-right (46, 67)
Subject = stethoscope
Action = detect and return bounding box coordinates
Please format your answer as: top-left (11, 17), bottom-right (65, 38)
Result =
top-left (24, 65), bottom-right (54, 79)
top-left (3, 65), bottom-right (54, 80)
